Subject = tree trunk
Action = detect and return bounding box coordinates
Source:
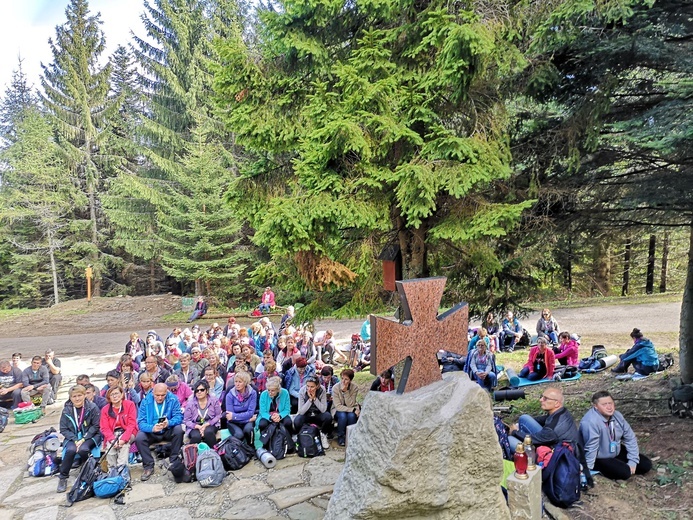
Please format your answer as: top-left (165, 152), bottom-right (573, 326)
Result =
top-left (660, 231), bottom-right (669, 293)
top-left (680, 222), bottom-right (693, 384)
top-left (88, 188), bottom-right (101, 297)
top-left (195, 278), bottom-right (204, 297)
top-left (48, 229), bottom-right (60, 306)
top-left (646, 234), bottom-right (656, 294)
top-left (397, 218), bottom-right (429, 280)
top-left (150, 259), bottom-right (156, 294)
top-left (592, 236), bottom-right (611, 295)
top-left (622, 237), bottom-right (632, 296)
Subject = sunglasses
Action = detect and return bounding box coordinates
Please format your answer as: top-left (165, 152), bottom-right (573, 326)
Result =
top-left (195, 388), bottom-right (207, 393)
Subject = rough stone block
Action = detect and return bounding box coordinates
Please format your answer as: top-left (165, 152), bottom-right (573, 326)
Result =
top-left (507, 467), bottom-right (542, 520)
top-left (305, 458), bottom-right (343, 487)
top-left (221, 498), bottom-right (278, 519)
top-left (286, 502), bottom-right (327, 520)
top-left (325, 372), bottom-right (510, 520)
top-left (266, 462), bottom-right (305, 489)
top-left (226, 478), bottom-right (271, 500)
top-left (268, 486), bottom-right (334, 509)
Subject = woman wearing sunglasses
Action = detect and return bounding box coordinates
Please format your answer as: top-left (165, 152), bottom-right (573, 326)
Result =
top-left (536, 308), bottom-right (560, 345)
top-left (183, 380), bottom-right (222, 447)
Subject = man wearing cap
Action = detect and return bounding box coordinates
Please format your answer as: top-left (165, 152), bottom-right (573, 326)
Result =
top-left (21, 356), bottom-right (53, 410)
top-left (284, 357), bottom-right (315, 413)
top-left (0, 360), bottom-right (23, 409)
top-left (135, 383), bottom-right (184, 481)
top-left (42, 349), bottom-right (62, 401)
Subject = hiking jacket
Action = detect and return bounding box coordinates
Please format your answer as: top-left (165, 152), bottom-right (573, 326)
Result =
top-left (284, 364), bottom-right (316, 398)
top-left (554, 340), bottom-right (579, 366)
top-left (183, 394), bottom-right (222, 430)
top-left (523, 346), bottom-right (556, 379)
top-left (621, 338), bottom-right (659, 367)
top-left (100, 399), bottom-right (138, 445)
top-left (579, 407), bottom-right (640, 470)
top-left (225, 386), bottom-right (257, 424)
top-left (259, 388), bottom-right (291, 422)
top-left (137, 390), bottom-right (183, 433)
top-left (521, 407), bottom-right (579, 448)
top-left (60, 399), bottom-right (102, 445)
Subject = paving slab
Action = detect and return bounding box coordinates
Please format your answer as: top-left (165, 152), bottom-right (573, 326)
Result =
top-left (4, 476), bottom-right (67, 508)
top-left (221, 497), bottom-right (279, 519)
top-left (272, 455), bottom-right (306, 469)
top-left (124, 482), bottom-right (166, 503)
top-left (125, 508), bottom-right (194, 520)
top-left (268, 485), bottom-right (334, 509)
top-left (305, 458), bottom-right (343, 487)
top-left (311, 497), bottom-right (330, 510)
top-left (124, 494), bottom-right (195, 516)
top-left (286, 502), bottom-right (326, 520)
top-left (65, 503), bottom-right (117, 520)
top-left (23, 505), bottom-right (59, 520)
top-left (266, 462), bottom-right (305, 489)
top-left (0, 466), bottom-right (24, 500)
top-left (226, 478), bottom-right (272, 500)
top-left (231, 460), bottom-right (266, 478)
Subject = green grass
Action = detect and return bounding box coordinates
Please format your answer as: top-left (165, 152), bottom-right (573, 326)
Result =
top-left (0, 308), bottom-right (36, 319)
top-left (526, 291), bottom-right (682, 311)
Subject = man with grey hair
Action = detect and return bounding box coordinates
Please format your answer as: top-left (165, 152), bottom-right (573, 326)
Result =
top-left (0, 360), bottom-right (23, 409)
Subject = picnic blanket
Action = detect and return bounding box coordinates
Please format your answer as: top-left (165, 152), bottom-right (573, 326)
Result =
top-left (514, 372), bottom-right (582, 387)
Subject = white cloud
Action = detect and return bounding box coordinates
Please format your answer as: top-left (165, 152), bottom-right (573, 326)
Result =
top-left (0, 0), bottom-right (145, 94)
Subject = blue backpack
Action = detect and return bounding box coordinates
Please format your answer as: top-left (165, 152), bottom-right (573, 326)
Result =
top-left (93, 465), bottom-right (130, 498)
top-left (542, 443), bottom-right (581, 508)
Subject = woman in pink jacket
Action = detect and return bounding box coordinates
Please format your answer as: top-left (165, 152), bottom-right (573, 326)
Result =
top-left (553, 331), bottom-right (579, 366)
top-left (519, 337), bottom-right (556, 381)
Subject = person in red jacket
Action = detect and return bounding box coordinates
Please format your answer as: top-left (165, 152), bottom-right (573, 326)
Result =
top-left (100, 385), bottom-right (138, 470)
top-left (519, 337), bottom-right (556, 381)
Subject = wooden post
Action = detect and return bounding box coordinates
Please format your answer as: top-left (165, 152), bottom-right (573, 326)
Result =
top-left (86, 265), bottom-right (93, 304)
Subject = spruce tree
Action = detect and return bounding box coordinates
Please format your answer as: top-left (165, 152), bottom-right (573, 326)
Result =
top-left (41, 0), bottom-right (116, 297)
top-left (0, 58), bottom-right (37, 146)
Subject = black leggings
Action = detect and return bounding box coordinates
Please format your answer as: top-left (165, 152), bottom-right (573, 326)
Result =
top-left (188, 425), bottom-right (218, 447)
top-left (60, 438), bottom-right (96, 478)
top-left (293, 412), bottom-right (333, 434)
top-left (594, 446), bottom-right (652, 481)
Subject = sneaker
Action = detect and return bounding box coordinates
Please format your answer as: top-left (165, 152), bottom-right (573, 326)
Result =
top-left (320, 433), bottom-right (330, 450)
top-left (57, 478), bottom-right (68, 493)
top-left (141, 467), bottom-right (154, 481)
top-left (338, 438), bottom-right (346, 447)
top-left (611, 366), bottom-right (626, 374)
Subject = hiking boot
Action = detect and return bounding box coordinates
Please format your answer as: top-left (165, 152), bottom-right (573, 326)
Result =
top-left (57, 478), bottom-right (68, 493)
top-left (141, 467), bottom-right (154, 481)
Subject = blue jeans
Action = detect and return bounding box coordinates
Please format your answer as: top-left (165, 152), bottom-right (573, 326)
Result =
top-left (335, 411), bottom-right (358, 441)
top-left (259, 303), bottom-right (271, 313)
top-left (508, 414), bottom-right (542, 451)
top-left (228, 421), bottom-right (255, 445)
top-left (473, 371), bottom-right (497, 390)
top-left (188, 310), bottom-right (203, 322)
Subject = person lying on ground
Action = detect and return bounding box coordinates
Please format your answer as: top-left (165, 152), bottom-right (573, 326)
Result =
top-left (579, 390), bottom-right (652, 481)
top-left (508, 386), bottom-right (579, 451)
top-left (135, 383), bottom-right (184, 482)
top-left (184, 380), bottom-right (221, 447)
top-left (553, 331), bottom-right (579, 367)
top-left (438, 350), bottom-right (466, 373)
top-left (57, 384), bottom-right (102, 493)
top-left (611, 328), bottom-right (659, 376)
top-left (519, 337), bottom-right (556, 381)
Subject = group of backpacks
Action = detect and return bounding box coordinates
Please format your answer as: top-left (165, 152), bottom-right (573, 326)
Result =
top-left (171, 422), bottom-right (328, 488)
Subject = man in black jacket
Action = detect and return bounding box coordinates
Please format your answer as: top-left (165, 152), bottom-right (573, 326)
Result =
top-left (507, 386), bottom-right (578, 451)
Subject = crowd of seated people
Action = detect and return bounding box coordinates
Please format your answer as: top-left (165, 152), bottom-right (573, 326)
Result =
top-left (45, 316), bottom-right (384, 493)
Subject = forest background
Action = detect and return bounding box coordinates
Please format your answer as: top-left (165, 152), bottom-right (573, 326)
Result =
top-left (0, 0), bottom-right (691, 380)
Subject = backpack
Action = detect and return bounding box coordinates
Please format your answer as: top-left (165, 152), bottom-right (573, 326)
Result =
top-left (29, 427), bottom-right (61, 454)
top-left (542, 443), bottom-right (581, 508)
top-left (518, 329), bottom-right (531, 347)
top-left (28, 450), bottom-right (60, 477)
top-left (296, 424), bottom-right (324, 458)
top-left (0, 407), bottom-right (9, 433)
top-left (67, 456), bottom-right (103, 505)
top-left (196, 449), bottom-right (226, 487)
top-left (182, 443), bottom-right (198, 478)
top-left (215, 436), bottom-right (255, 471)
top-left (93, 465), bottom-right (130, 498)
top-left (493, 415), bottom-right (512, 461)
top-left (657, 353), bottom-right (675, 372)
top-left (669, 384), bottom-right (693, 419)
top-left (260, 422), bottom-right (289, 460)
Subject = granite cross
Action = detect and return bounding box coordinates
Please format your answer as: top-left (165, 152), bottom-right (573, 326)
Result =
top-left (369, 277), bottom-right (469, 393)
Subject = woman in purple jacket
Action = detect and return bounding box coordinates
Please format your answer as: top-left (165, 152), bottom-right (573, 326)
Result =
top-left (225, 371), bottom-right (257, 445)
top-left (183, 380), bottom-right (222, 447)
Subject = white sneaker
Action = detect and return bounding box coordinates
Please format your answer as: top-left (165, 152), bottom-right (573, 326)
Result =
top-left (320, 433), bottom-right (330, 450)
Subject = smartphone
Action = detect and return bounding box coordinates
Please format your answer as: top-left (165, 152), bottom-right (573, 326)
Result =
top-left (124, 373), bottom-right (131, 383)
top-left (157, 417), bottom-right (166, 424)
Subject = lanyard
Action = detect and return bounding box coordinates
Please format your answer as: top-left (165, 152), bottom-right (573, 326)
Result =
top-left (155, 402), bottom-right (165, 419)
top-left (198, 403), bottom-right (209, 423)
top-left (604, 419), bottom-right (616, 442)
top-left (73, 406), bottom-right (85, 435)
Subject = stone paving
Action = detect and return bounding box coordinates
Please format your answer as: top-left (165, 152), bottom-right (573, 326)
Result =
top-left (0, 399), bottom-right (344, 520)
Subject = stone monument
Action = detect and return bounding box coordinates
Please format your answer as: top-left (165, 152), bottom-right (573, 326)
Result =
top-left (325, 278), bottom-right (510, 520)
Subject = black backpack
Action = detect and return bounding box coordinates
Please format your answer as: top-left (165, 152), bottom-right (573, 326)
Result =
top-left (542, 443), bottom-right (581, 508)
top-left (214, 436), bottom-right (255, 471)
top-left (296, 424), bottom-right (324, 458)
top-left (67, 456), bottom-right (103, 505)
top-left (0, 407), bottom-right (9, 433)
top-left (260, 422), bottom-right (289, 460)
